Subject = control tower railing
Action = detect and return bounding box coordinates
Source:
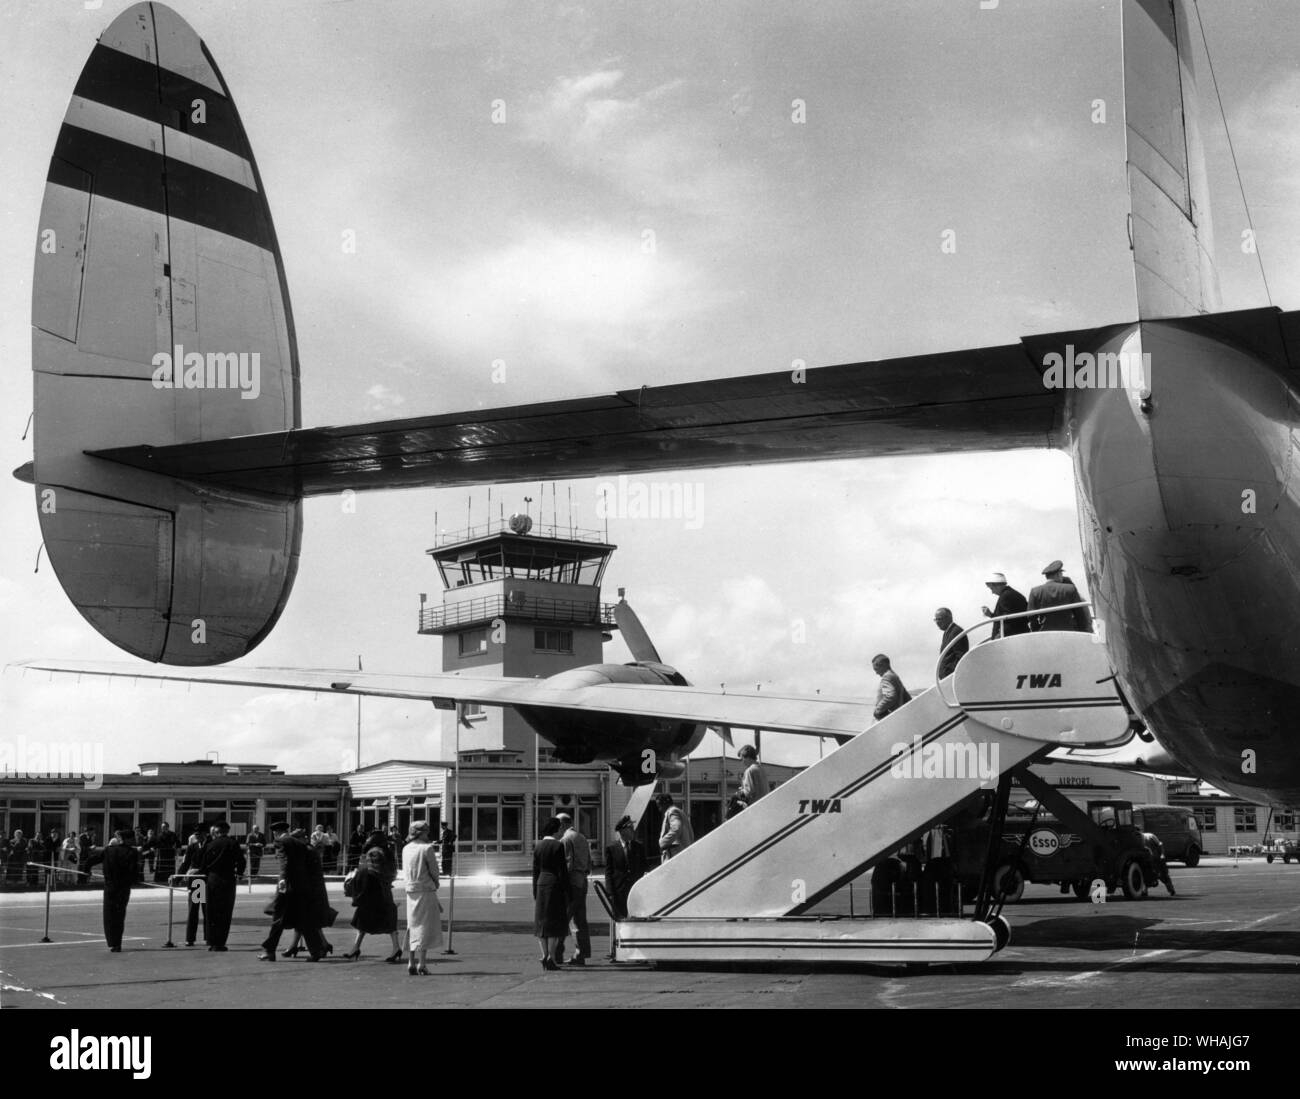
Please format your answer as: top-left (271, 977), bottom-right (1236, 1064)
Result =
top-left (419, 594), bottom-right (619, 633)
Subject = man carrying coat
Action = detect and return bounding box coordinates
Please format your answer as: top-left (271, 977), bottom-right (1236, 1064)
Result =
top-left (258, 822), bottom-right (327, 961)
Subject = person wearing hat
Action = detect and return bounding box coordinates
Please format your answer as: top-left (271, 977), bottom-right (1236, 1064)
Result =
top-left (1027, 561), bottom-right (1093, 632)
top-left (934, 608), bottom-right (969, 679)
top-left (401, 820), bottom-right (442, 974)
top-left (981, 572), bottom-right (1029, 639)
top-left (257, 821), bottom-right (328, 962)
top-left (198, 820), bottom-right (245, 952)
top-left (603, 816), bottom-right (646, 925)
top-left (603, 815), bottom-right (645, 961)
top-left (735, 744), bottom-right (769, 812)
top-left (654, 793), bottom-right (694, 861)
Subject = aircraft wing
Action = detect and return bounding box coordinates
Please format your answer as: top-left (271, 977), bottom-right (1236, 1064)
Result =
top-left (12, 660), bottom-right (869, 741)
top-left (87, 340), bottom-right (1071, 497)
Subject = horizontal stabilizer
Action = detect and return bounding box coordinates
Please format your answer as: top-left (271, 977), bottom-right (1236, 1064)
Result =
top-left (89, 340), bottom-right (1064, 496)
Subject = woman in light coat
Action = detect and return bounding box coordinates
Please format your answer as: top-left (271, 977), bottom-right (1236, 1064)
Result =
top-left (401, 821), bottom-right (442, 975)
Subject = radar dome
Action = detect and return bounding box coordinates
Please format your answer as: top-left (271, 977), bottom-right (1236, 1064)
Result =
top-left (508, 513), bottom-right (533, 534)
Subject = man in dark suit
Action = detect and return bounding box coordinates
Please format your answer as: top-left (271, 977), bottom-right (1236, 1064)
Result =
top-left (258, 822), bottom-right (327, 961)
top-left (603, 815), bottom-right (646, 923)
top-left (982, 572), bottom-right (1030, 638)
top-left (154, 822), bottom-right (178, 883)
top-left (934, 607), bottom-right (969, 679)
top-left (246, 826), bottom-right (265, 878)
top-left (1028, 560), bottom-right (1093, 632)
top-left (199, 821), bottom-right (246, 951)
top-left (88, 830), bottom-right (138, 951)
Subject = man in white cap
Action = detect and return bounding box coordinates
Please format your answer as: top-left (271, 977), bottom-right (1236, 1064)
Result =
top-left (981, 572), bottom-right (1029, 639)
top-left (1028, 561), bottom-right (1092, 632)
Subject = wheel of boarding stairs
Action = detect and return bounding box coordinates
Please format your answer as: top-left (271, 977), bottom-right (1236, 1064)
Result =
top-left (991, 863), bottom-right (1024, 904)
top-left (989, 914), bottom-right (1012, 952)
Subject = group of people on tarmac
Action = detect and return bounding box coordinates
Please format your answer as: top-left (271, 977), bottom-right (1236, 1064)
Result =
top-left (871, 559), bottom-right (1093, 720)
top-left (532, 756), bottom-right (771, 969)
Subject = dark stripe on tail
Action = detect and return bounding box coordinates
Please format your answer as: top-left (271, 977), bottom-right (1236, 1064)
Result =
top-left (49, 124), bottom-right (275, 253)
top-left (73, 43), bottom-right (248, 159)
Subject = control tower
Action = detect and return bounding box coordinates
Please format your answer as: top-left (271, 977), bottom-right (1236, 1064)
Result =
top-left (418, 513), bottom-right (618, 765)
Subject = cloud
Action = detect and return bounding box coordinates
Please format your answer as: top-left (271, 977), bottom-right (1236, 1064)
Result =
top-left (416, 223), bottom-right (722, 384)
top-left (365, 384), bottom-right (406, 411)
top-left (518, 67), bottom-right (763, 224)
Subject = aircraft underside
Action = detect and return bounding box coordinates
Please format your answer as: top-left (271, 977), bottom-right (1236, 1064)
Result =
top-left (1071, 320), bottom-right (1300, 805)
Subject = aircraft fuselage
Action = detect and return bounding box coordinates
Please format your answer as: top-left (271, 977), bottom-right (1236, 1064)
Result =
top-left (1072, 320), bottom-right (1300, 805)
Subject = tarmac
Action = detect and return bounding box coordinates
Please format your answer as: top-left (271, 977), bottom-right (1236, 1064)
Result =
top-left (2, 857), bottom-right (1298, 1010)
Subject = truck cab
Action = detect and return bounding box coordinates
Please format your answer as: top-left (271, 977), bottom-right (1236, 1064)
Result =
top-left (950, 794), bottom-right (1154, 903)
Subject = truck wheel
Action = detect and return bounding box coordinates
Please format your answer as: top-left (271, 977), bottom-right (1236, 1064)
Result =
top-left (1183, 847), bottom-right (1200, 868)
top-left (1071, 879), bottom-right (1090, 900)
top-left (1267, 853), bottom-right (1274, 864)
top-left (992, 863), bottom-right (1024, 904)
top-left (1120, 859), bottom-right (1146, 900)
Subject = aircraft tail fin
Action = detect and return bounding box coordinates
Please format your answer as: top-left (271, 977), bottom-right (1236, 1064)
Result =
top-left (1122, 0), bottom-right (1222, 318)
top-left (30, 3), bottom-right (302, 666)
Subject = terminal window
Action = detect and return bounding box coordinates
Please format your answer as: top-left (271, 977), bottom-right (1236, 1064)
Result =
top-left (1193, 807), bottom-right (1217, 832)
top-left (1233, 807), bottom-right (1257, 831)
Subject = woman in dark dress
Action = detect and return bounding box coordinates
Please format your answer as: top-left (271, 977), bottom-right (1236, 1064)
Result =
top-left (532, 817), bottom-right (569, 971)
top-left (344, 848), bottom-right (402, 961)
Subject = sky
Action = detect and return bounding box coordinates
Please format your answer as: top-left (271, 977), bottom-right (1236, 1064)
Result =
top-left (1, 0), bottom-right (1298, 776)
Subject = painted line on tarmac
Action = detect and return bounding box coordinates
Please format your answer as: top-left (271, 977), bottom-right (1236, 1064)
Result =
top-left (0, 934), bottom-right (150, 949)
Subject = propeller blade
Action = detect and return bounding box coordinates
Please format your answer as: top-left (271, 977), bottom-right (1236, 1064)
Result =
top-left (709, 724), bottom-right (735, 748)
top-left (615, 599), bottom-right (663, 664)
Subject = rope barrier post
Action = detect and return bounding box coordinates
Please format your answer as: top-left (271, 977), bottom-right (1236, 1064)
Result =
top-left (164, 875), bottom-right (176, 948)
top-left (40, 864), bottom-right (53, 943)
top-left (442, 868), bottom-right (457, 955)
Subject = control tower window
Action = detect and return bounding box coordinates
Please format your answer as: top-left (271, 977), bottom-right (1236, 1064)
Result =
top-left (458, 628), bottom-right (488, 657)
top-left (534, 628), bottom-right (573, 654)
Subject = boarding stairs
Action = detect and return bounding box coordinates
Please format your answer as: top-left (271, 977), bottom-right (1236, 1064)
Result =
top-left (617, 613), bottom-right (1130, 965)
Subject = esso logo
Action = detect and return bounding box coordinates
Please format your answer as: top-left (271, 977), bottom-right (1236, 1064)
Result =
top-left (1028, 829), bottom-right (1060, 857)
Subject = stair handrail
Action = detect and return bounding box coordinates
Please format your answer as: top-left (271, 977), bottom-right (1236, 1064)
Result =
top-left (933, 600), bottom-right (1095, 709)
